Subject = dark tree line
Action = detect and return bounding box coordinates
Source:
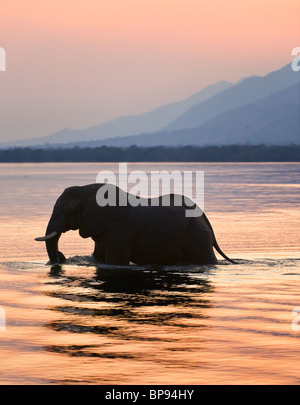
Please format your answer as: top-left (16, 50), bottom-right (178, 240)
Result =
top-left (0, 144), bottom-right (299, 162)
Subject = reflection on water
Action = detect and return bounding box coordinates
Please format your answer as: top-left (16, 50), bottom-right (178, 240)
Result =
top-left (45, 263), bottom-right (214, 359)
top-left (1, 257), bottom-right (300, 384)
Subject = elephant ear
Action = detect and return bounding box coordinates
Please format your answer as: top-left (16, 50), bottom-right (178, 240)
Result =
top-left (61, 186), bottom-right (84, 214)
top-left (78, 198), bottom-right (107, 238)
top-left (79, 199), bottom-right (130, 239)
top-left (59, 186), bottom-right (85, 231)
top-left (66, 198), bottom-right (82, 213)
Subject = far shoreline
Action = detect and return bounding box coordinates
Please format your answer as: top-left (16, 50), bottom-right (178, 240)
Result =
top-left (0, 144), bottom-right (299, 163)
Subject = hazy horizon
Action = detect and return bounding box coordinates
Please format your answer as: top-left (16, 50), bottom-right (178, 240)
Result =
top-left (1, 0), bottom-right (299, 143)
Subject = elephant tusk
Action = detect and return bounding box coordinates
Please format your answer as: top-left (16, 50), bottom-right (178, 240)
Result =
top-left (35, 231), bottom-right (58, 242)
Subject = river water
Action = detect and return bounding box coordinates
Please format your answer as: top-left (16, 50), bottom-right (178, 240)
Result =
top-left (0, 162), bottom-right (299, 384)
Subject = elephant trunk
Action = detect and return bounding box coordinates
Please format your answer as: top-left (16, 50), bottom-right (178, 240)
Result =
top-left (45, 231), bottom-right (62, 264)
top-left (43, 211), bottom-right (67, 264)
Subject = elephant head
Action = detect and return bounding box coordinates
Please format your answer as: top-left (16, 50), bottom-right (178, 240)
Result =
top-left (35, 184), bottom-right (108, 264)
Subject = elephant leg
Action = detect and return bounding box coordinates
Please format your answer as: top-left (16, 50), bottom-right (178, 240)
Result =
top-left (104, 228), bottom-right (131, 265)
top-left (92, 235), bottom-right (105, 263)
top-left (93, 244), bottom-right (105, 263)
top-left (183, 225), bottom-right (218, 265)
top-left (187, 245), bottom-right (218, 264)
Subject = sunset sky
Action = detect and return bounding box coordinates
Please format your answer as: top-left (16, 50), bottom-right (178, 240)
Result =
top-left (0, 0), bottom-right (299, 142)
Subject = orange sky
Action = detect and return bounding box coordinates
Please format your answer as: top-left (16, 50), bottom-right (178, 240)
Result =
top-left (0, 0), bottom-right (299, 141)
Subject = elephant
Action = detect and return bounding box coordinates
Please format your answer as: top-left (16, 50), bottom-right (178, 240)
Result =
top-left (35, 183), bottom-right (236, 266)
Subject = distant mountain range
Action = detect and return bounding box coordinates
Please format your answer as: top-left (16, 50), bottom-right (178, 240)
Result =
top-left (100, 82), bottom-right (299, 147)
top-left (0, 80), bottom-right (232, 148)
top-left (1, 63), bottom-right (299, 149)
top-left (165, 63), bottom-right (300, 131)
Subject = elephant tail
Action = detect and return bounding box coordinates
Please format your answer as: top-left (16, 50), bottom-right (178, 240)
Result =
top-left (202, 212), bottom-right (238, 264)
top-left (213, 239), bottom-right (238, 264)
